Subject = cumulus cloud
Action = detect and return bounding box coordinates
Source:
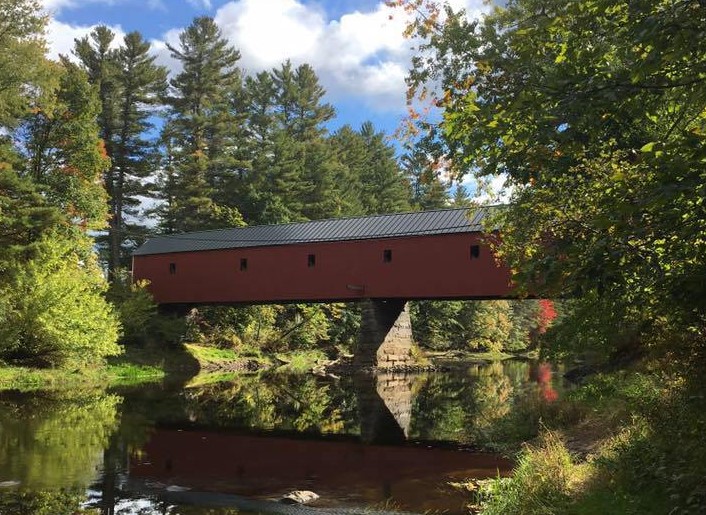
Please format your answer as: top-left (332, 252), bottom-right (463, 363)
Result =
top-left (42, 0), bottom-right (489, 115)
top-left (45, 18), bottom-right (126, 61)
top-left (209, 0), bottom-right (489, 112)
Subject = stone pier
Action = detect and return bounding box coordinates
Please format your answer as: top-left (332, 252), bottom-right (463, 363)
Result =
top-left (355, 299), bottom-right (417, 369)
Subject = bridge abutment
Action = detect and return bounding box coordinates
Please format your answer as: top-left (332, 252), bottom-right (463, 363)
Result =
top-left (355, 299), bottom-right (418, 369)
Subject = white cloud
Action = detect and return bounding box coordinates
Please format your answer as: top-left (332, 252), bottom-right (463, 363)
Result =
top-left (41, 0), bottom-right (117, 15)
top-left (214, 0), bottom-right (325, 68)
top-left (208, 0), bottom-right (489, 112)
top-left (465, 173), bottom-right (512, 205)
top-left (45, 18), bottom-right (126, 61)
top-left (187, 0), bottom-right (212, 9)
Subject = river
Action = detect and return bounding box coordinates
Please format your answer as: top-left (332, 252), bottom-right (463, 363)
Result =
top-left (0, 360), bottom-right (565, 514)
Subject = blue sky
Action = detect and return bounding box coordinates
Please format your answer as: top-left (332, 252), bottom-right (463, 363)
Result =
top-left (42, 0), bottom-right (489, 139)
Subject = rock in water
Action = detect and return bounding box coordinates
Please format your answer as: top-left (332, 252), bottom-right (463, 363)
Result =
top-left (280, 490), bottom-right (320, 505)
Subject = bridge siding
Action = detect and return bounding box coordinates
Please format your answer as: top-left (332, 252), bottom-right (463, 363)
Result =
top-left (133, 232), bottom-right (512, 305)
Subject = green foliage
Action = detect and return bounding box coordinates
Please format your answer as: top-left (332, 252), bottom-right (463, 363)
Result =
top-left (108, 270), bottom-right (185, 346)
top-left (0, 0), bottom-right (54, 128)
top-left (20, 59), bottom-right (110, 230)
top-left (403, 0), bottom-right (706, 367)
top-left (0, 488), bottom-right (87, 515)
top-left (0, 236), bottom-right (121, 368)
top-left (0, 168), bottom-right (62, 264)
top-left (412, 300), bottom-right (544, 353)
top-left (479, 431), bottom-right (579, 515)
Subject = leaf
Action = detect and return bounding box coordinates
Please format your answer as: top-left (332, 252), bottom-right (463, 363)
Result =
top-left (640, 142), bottom-right (656, 153)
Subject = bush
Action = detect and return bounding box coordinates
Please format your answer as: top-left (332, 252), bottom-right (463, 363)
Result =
top-left (479, 430), bottom-right (580, 515)
top-left (0, 237), bottom-right (121, 368)
top-left (108, 271), bottom-right (185, 346)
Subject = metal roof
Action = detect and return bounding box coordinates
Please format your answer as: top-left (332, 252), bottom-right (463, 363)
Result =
top-left (133, 207), bottom-right (491, 256)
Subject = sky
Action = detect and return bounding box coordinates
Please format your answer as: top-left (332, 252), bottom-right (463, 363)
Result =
top-left (41, 0), bottom-right (490, 138)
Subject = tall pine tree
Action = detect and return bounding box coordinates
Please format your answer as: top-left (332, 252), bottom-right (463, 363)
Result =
top-left (161, 17), bottom-right (244, 233)
top-left (75, 28), bottom-right (167, 274)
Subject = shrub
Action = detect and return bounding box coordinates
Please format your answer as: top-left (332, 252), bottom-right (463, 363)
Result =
top-left (480, 430), bottom-right (579, 515)
top-left (0, 237), bottom-right (121, 368)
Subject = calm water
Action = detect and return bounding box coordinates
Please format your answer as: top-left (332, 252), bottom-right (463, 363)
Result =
top-left (0, 360), bottom-right (566, 514)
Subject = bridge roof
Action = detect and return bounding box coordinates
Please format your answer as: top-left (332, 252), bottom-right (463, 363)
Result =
top-left (133, 207), bottom-right (491, 256)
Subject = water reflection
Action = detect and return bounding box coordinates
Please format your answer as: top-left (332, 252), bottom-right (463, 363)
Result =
top-left (0, 360), bottom-right (566, 514)
top-left (0, 390), bottom-right (120, 514)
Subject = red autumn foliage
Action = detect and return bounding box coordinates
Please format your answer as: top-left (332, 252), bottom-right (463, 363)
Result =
top-left (536, 299), bottom-right (557, 334)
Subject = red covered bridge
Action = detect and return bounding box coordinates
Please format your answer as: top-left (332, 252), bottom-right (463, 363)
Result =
top-left (132, 207), bottom-right (512, 304)
top-left (133, 207), bottom-right (514, 367)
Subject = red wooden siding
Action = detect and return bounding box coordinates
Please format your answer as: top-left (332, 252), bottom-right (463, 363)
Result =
top-left (132, 232), bottom-right (513, 304)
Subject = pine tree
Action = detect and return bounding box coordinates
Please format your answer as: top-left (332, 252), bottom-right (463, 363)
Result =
top-left (359, 121), bottom-right (411, 214)
top-left (265, 61), bottom-right (339, 222)
top-left (329, 125), bottom-right (366, 216)
top-left (110, 32), bottom-right (167, 269)
top-left (161, 16), bottom-right (245, 233)
top-left (75, 28), bottom-right (168, 274)
top-left (401, 145), bottom-right (449, 210)
top-left (239, 71), bottom-right (277, 223)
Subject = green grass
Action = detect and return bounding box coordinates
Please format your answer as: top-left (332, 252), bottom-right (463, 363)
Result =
top-left (184, 343), bottom-right (243, 362)
top-left (468, 371), bottom-right (705, 515)
top-left (0, 366), bottom-right (106, 392)
top-left (106, 363), bottom-right (165, 385)
top-left (275, 348), bottom-right (327, 372)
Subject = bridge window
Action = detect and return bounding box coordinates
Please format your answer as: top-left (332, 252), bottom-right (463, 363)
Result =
top-left (308, 254), bottom-right (316, 267)
top-left (383, 249), bottom-right (392, 263)
top-left (470, 245), bottom-right (480, 259)
top-left (169, 262), bottom-right (176, 274)
top-left (240, 258), bottom-right (248, 271)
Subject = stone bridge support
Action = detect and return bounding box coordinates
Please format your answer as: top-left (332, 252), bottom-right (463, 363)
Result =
top-left (355, 299), bottom-right (417, 369)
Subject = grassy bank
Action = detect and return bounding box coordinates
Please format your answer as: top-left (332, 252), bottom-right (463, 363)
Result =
top-left (0, 343), bottom-right (334, 391)
top-left (467, 370), bottom-right (706, 514)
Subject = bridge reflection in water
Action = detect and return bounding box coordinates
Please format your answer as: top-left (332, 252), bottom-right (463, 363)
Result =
top-left (129, 372), bottom-right (511, 513)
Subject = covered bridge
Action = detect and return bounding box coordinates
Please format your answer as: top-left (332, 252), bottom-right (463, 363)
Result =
top-left (132, 207), bottom-right (512, 306)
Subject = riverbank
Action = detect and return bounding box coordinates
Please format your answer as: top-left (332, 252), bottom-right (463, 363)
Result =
top-left (0, 343), bottom-right (333, 391)
top-left (464, 369), bottom-right (706, 514)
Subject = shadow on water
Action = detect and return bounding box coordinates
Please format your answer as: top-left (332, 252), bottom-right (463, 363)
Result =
top-left (0, 360), bottom-right (566, 514)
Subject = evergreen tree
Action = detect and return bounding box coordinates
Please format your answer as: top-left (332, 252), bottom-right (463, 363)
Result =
top-left (264, 61), bottom-right (339, 222)
top-left (329, 124), bottom-right (366, 216)
top-left (240, 71), bottom-right (279, 223)
top-left (161, 16), bottom-right (245, 232)
top-left (359, 121), bottom-right (411, 214)
top-left (401, 145), bottom-right (449, 210)
top-left (75, 28), bottom-right (167, 274)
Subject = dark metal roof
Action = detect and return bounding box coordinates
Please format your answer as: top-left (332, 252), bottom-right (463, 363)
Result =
top-left (133, 207), bottom-right (491, 256)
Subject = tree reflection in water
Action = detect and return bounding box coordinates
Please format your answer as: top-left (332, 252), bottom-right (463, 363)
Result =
top-left (0, 391), bottom-right (120, 514)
